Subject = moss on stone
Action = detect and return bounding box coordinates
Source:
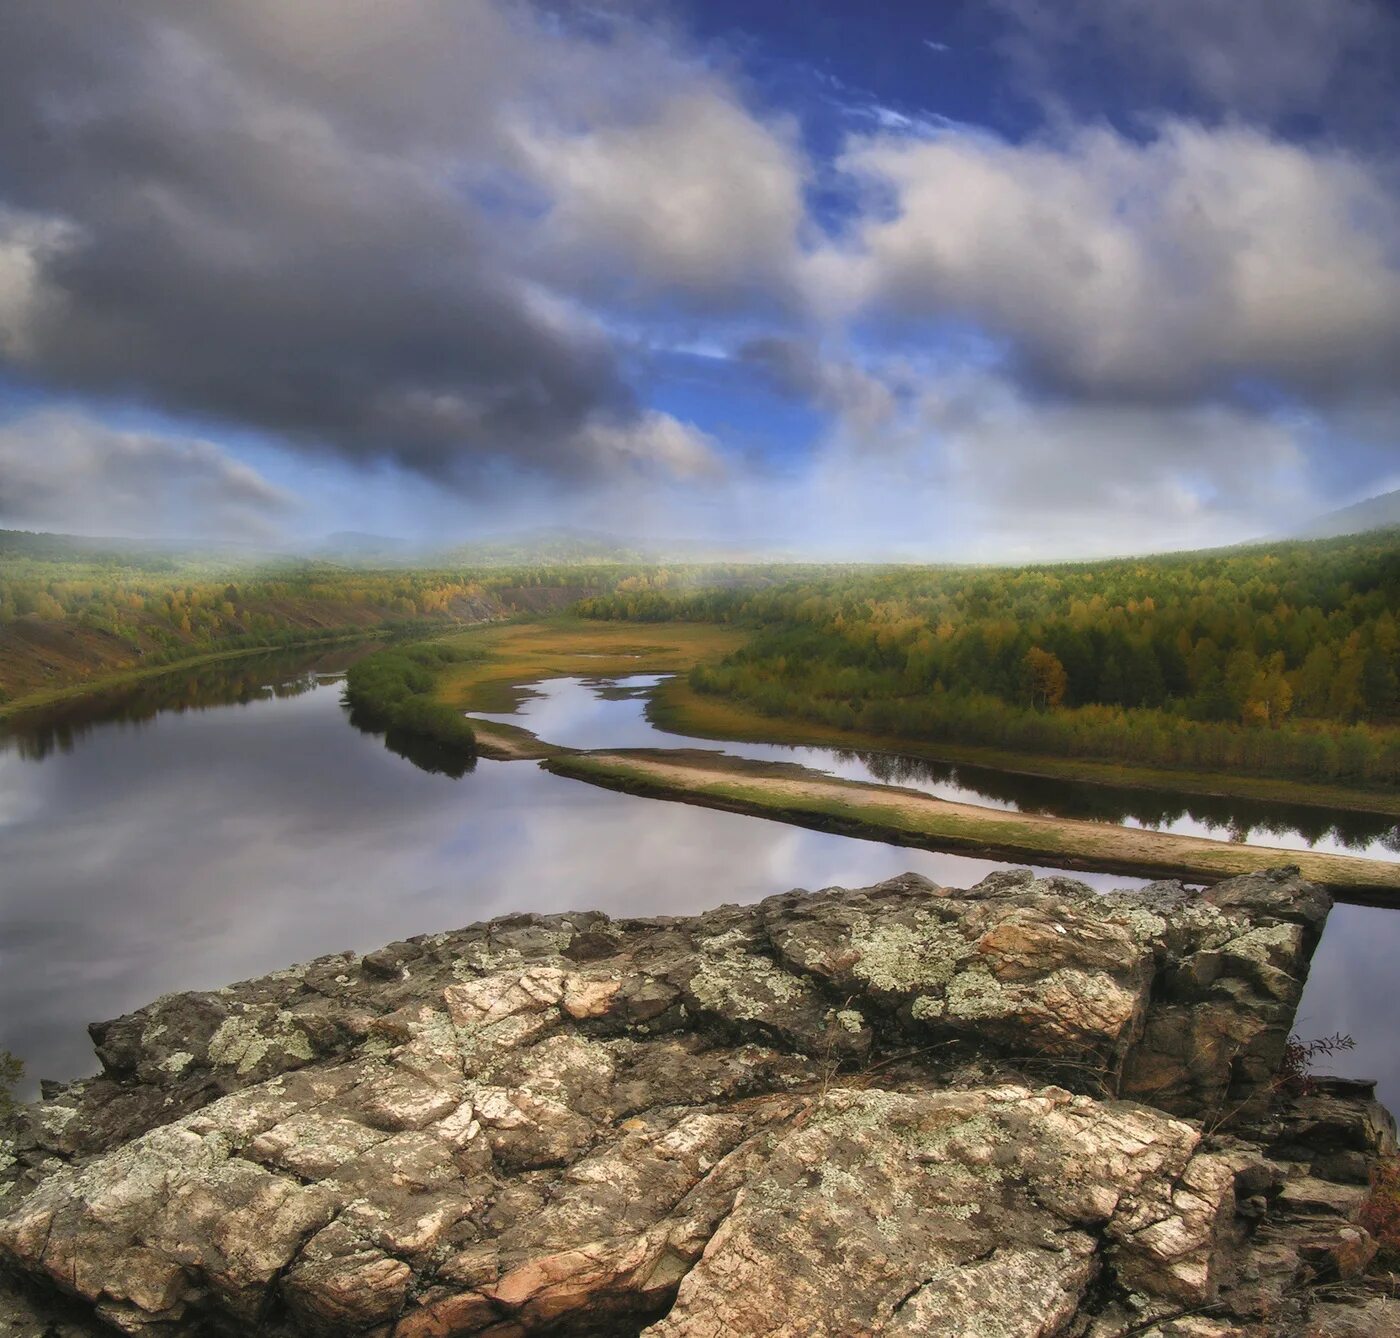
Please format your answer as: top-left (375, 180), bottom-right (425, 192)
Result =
top-left (1100, 903), bottom-right (1169, 942)
top-left (943, 969), bottom-right (1007, 1021)
top-left (689, 952), bottom-right (806, 1020)
top-left (37, 1105), bottom-right (76, 1136)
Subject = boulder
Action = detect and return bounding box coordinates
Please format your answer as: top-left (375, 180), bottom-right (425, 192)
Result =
top-left (0, 867), bottom-right (1391, 1336)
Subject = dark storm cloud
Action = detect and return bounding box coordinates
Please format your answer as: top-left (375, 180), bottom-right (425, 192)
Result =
top-left (0, 2), bottom-right (645, 484)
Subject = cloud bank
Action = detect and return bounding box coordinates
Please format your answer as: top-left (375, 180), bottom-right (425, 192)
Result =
top-left (0, 2), bottom-right (739, 489)
top-left (0, 410), bottom-right (290, 541)
top-left (0, 0), bottom-right (1395, 555)
top-left (817, 122), bottom-right (1400, 402)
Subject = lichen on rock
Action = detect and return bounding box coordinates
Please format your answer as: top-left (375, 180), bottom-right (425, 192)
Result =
top-left (0, 866), bottom-right (1391, 1337)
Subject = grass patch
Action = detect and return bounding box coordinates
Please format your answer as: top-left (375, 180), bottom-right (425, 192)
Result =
top-left (343, 643), bottom-right (477, 757)
top-left (426, 617), bottom-right (748, 714)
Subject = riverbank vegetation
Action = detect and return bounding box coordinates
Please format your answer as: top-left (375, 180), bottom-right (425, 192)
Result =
top-left (647, 677), bottom-right (1400, 819)
top-left (578, 532), bottom-right (1400, 786)
top-left (10, 525), bottom-right (1400, 794)
top-left (426, 616), bottom-right (748, 714)
top-left (343, 644), bottom-right (479, 759)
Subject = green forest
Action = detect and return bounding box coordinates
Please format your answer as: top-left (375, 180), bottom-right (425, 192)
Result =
top-left (577, 533), bottom-right (1400, 785)
top-left (9, 524), bottom-right (1400, 786)
top-left (0, 529), bottom-right (626, 643)
top-left (0, 529), bottom-right (630, 704)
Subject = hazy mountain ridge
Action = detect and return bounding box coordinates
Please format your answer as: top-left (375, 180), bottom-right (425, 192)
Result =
top-left (1300, 489), bottom-right (1400, 540)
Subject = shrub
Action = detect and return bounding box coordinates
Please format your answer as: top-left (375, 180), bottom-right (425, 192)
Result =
top-left (0, 1049), bottom-right (22, 1128)
top-left (343, 643), bottom-right (476, 761)
top-left (1360, 1157), bottom-right (1400, 1267)
top-left (1275, 1032), bottom-right (1356, 1098)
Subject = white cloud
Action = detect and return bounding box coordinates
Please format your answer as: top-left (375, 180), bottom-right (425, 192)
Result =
top-left (0, 410), bottom-right (292, 540)
top-left (733, 348), bottom-right (1317, 558)
top-left (995, 0), bottom-right (1393, 122)
top-left (812, 120), bottom-right (1400, 401)
top-left (518, 87), bottom-right (806, 306)
top-left (923, 376), bottom-right (1312, 555)
top-left (0, 1), bottom-right (1392, 558)
top-left (741, 338), bottom-right (901, 442)
top-left (572, 410), bottom-right (724, 481)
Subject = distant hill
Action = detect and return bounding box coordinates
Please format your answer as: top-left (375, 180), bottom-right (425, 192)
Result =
top-left (1299, 489), bottom-right (1400, 540)
top-left (303, 527), bottom-right (660, 568)
top-left (431, 527), bottom-right (788, 566)
top-left (0, 525), bottom-right (764, 572)
top-left (432, 528), bottom-right (656, 566)
top-left (0, 528), bottom-right (148, 562)
top-left (0, 528), bottom-right (280, 569)
top-left (313, 531), bottom-right (409, 561)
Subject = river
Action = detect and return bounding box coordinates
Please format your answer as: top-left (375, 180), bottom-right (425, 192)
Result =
top-left (479, 673), bottom-right (1400, 862)
top-left (1, 648), bottom-right (1394, 1108)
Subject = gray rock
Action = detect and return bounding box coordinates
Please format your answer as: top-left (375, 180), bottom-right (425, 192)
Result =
top-left (0, 867), bottom-right (1390, 1336)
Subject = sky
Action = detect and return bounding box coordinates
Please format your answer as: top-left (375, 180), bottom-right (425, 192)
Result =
top-left (1, 0), bottom-right (1398, 560)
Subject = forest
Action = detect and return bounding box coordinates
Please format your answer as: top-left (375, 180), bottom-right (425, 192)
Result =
top-left (9, 524), bottom-right (1400, 786)
top-left (0, 530), bottom-right (631, 640)
top-left (0, 529), bottom-right (632, 704)
top-left (577, 533), bottom-right (1400, 785)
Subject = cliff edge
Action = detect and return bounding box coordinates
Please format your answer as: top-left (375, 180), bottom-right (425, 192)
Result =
top-left (1, 867), bottom-right (1395, 1336)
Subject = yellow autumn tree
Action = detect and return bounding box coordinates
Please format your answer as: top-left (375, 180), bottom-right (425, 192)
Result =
top-left (1023, 646), bottom-right (1068, 709)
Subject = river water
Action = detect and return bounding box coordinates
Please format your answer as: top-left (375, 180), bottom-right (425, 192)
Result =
top-left (1, 649), bottom-right (1394, 1108)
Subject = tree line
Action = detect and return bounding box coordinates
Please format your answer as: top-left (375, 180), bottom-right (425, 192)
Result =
top-left (577, 534), bottom-right (1400, 785)
top-left (0, 527), bottom-right (642, 701)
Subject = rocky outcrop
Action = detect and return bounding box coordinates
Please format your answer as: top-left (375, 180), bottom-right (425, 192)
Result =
top-left (0, 867), bottom-right (1394, 1336)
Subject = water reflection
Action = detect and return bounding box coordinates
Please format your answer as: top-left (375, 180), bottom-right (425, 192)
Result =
top-left (343, 702), bottom-right (478, 780)
top-left (0, 664), bottom-right (1123, 1099)
top-left (852, 750), bottom-right (1400, 860)
top-left (478, 675), bottom-right (1400, 862)
top-left (0, 642), bottom-right (384, 763)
